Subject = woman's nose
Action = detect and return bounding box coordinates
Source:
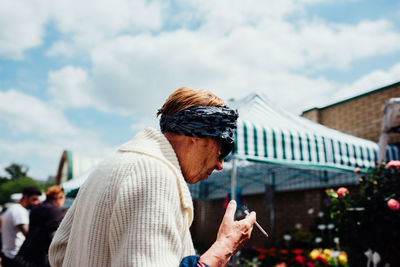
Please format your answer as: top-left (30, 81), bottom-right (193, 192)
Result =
top-left (215, 158), bottom-right (224, 170)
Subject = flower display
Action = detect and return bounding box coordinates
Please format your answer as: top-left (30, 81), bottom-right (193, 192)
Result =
top-left (338, 252), bottom-right (348, 265)
top-left (336, 187), bottom-right (349, 198)
top-left (387, 198), bottom-right (400, 210)
top-left (309, 249), bottom-right (320, 260)
top-left (386, 160), bottom-right (400, 168)
top-left (239, 246), bottom-right (349, 267)
top-left (324, 164), bottom-right (400, 266)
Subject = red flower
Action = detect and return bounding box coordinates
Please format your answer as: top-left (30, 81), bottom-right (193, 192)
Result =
top-left (291, 249), bottom-right (303, 255)
top-left (387, 160), bottom-right (400, 168)
top-left (280, 249), bottom-right (288, 254)
top-left (315, 255), bottom-right (329, 264)
top-left (255, 248), bottom-right (268, 254)
top-left (337, 187), bottom-right (349, 198)
top-left (306, 262), bottom-right (316, 267)
top-left (387, 198), bottom-right (400, 210)
top-left (292, 255), bottom-right (306, 265)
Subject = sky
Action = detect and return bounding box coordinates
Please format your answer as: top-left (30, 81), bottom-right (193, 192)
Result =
top-left (1, 0), bottom-right (400, 181)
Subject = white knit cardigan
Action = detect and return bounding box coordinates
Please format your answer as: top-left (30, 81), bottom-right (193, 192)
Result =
top-left (49, 128), bottom-right (196, 267)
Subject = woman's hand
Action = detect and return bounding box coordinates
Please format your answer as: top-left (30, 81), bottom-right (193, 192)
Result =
top-left (199, 200), bottom-right (256, 267)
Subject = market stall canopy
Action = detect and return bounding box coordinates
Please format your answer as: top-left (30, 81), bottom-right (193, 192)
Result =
top-left (55, 150), bottom-right (101, 185)
top-left (230, 93), bottom-right (398, 172)
top-left (61, 168), bottom-right (93, 197)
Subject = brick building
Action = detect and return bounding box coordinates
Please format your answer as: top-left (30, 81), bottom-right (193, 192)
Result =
top-left (302, 81), bottom-right (400, 146)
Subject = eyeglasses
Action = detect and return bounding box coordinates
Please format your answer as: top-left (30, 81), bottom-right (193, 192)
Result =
top-left (216, 139), bottom-right (231, 161)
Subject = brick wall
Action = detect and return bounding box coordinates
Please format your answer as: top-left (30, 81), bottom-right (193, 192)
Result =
top-left (302, 83), bottom-right (400, 145)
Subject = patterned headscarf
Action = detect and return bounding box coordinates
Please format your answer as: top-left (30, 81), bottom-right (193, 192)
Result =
top-left (160, 106), bottom-right (239, 159)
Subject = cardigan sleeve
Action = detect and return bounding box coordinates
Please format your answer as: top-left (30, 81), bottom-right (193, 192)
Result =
top-left (180, 255), bottom-right (210, 267)
top-left (108, 155), bottom-right (193, 266)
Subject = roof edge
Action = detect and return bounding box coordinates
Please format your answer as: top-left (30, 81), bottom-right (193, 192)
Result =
top-left (302, 80), bottom-right (400, 114)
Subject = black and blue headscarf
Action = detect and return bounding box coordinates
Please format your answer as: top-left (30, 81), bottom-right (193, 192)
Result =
top-left (160, 106), bottom-right (239, 159)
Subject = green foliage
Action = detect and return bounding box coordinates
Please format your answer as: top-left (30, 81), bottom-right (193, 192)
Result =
top-left (324, 164), bottom-right (400, 266)
top-left (4, 163), bottom-right (29, 179)
top-left (280, 230), bottom-right (315, 250)
top-left (0, 177), bottom-right (42, 204)
top-left (290, 230), bottom-right (314, 249)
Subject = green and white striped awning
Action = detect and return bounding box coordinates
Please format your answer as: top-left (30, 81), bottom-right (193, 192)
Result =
top-left (230, 93), bottom-right (391, 172)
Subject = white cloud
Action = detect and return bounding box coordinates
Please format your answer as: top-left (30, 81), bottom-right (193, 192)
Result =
top-left (0, 90), bottom-right (78, 136)
top-left (83, 15), bottom-right (400, 115)
top-left (0, 90), bottom-right (113, 179)
top-left (47, 0), bottom-right (164, 57)
top-left (298, 19), bottom-right (400, 70)
top-left (48, 66), bottom-right (94, 109)
top-left (52, 0), bottom-right (163, 35)
top-left (45, 41), bottom-right (76, 58)
top-left (0, 0), bottom-right (50, 59)
top-left (332, 63), bottom-right (400, 102)
top-left (0, 0), bottom-right (164, 59)
top-left (88, 32), bottom-right (230, 115)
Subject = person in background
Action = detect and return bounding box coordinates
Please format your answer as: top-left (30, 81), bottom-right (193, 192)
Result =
top-left (49, 87), bottom-right (256, 267)
top-left (1, 187), bottom-right (41, 267)
top-left (15, 185), bottom-right (65, 267)
top-left (0, 206), bottom-right (6, 265)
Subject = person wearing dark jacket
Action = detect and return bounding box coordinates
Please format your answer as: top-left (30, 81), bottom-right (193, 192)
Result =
top-left (15, 185), bottom-right (65, 267)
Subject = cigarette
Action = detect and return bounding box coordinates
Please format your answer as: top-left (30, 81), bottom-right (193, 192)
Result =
top-left (244, 210), bottom-right (269, 237)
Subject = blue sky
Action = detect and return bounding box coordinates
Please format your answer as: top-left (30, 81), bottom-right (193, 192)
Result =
top-left (1, 0), bottom-right (400, 180)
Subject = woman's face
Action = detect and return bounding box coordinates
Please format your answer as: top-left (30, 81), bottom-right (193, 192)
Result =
top-left (181, 137), bottom-right (224, 184)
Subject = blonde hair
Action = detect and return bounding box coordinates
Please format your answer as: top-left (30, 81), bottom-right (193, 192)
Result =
top-left (157, 87), bottom-right (225, 116)
top-left (46, 185), bottom-right (65, 201)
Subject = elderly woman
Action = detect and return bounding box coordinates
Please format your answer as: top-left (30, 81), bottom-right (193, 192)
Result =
top-left (49, 87), bottom-right (256, 267)
top-left (16, 185), bottom-right (65, 267)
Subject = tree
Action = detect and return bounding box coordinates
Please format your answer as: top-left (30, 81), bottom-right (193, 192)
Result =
top-left (4, 163), bottom-right (29, 179)
top-left (0, 177), bottom-right (42, 205)
top-left (0, 163), bottom-right (46, 204)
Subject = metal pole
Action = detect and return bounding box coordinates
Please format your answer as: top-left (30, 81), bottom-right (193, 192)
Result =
top-left (231, 157), bottom-right (237, 201)
top-left (269, 172), bottom-right (275, 242)
top-left (200, 200), bottom-right (206, 244)
top-left (230, 157), bottom-right (238, 267)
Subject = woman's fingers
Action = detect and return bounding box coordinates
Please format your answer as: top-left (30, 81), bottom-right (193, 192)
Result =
top-left (244, 211), bottom-right (256, 225)
top-left (223, 200), bottom-right (237, 222)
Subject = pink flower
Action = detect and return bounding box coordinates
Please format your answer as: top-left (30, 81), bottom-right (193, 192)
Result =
top-left (387, 199), bottom-right (400, 210)
top-left (354, 167), bottom-right (361, 173)
top-left (386, 160), bottom-right (400, 168)
top-left (337, 187), bottom-right (349, 198)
